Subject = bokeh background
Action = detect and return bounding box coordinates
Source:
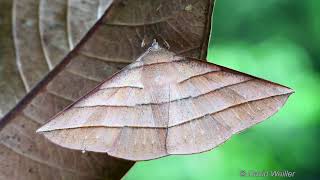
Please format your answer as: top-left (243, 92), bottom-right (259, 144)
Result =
top-left (125, 0), bottom-right (320, 179)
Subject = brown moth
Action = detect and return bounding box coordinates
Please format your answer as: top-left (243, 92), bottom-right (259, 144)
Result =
top-left (37, 41), bottom-right (293, 161)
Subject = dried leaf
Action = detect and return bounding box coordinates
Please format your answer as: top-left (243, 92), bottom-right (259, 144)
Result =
top-left (1, 0), bottom-right (112, 117)
top-left (38, 45), bottom-right (293, 161)
top-left (0, 0), bottom-right (215, 179)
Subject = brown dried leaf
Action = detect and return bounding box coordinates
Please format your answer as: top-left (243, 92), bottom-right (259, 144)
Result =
top-left (0, 0), bottom-right (215, 179)
top-left (38, 46), bottom-right (293, 161)
top-left (1, 0), bottom-right (112, 117)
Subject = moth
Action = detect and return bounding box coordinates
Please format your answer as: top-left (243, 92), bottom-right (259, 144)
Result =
top-left (37, 41), bottom-right (293, 161)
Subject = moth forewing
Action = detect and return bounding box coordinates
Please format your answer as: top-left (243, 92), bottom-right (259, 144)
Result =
top-left (37, 44), bottom-right (293, 161)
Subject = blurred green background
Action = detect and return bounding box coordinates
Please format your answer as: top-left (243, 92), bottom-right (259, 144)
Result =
top-left (125, 0), bottom-right (320, 179)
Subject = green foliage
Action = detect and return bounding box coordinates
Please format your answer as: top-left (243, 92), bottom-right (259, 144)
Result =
top-left (125, 0), bottom-right (320, 179)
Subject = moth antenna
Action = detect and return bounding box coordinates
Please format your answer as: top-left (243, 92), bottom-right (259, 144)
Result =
top-left (141, 38), bottom-right (146, 48)
top-left (153, 34), bottom-right (170, 49)
top-left (163, 39), bottom-right (170, 49)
